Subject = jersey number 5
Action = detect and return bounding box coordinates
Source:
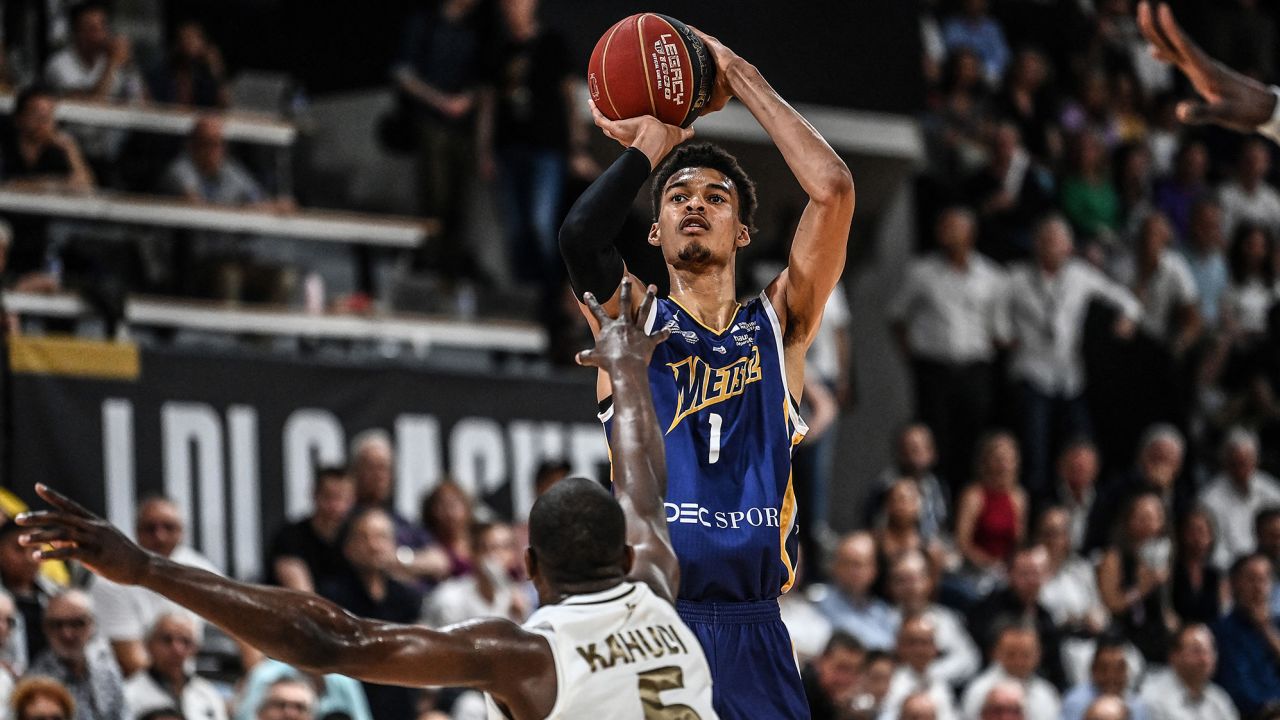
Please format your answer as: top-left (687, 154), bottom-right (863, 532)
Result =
top-left (637, 666), bottom-right (702, 719)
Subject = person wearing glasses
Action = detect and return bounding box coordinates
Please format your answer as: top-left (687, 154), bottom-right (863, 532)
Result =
top-left (25, 590), bottom-right (125, 720)
top-left (125, 613), bottom-right (227, 720)
top-left (9, 676), bottom-right (75, 720)
top-left (256, 678), bottom-right (316, 720)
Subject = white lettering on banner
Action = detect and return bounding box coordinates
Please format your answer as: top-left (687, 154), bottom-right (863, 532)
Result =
top-left (228, 406), bottom-right (260, 580)
top-left (103, 402), bottom-right (607, 579)
top-left (282, 409), bottom-right (344, 518)
top-left (662, 502), bottom-right (781, 529)
top-left (161, 402), bottom-right (227, 569)
top-left (102, 399), bottom-right (135, 535)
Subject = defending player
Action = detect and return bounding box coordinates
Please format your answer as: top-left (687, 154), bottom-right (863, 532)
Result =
top-left (559, 28), bottom-right (854, 720)
top-left (16, 281), bottom-right (719, 720)
top-left (1137, 1), bottom-right (1280, 144)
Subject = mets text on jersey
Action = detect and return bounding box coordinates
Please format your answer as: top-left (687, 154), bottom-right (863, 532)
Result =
top-left (665, 345), bottom-right (763, 433)
top-left (575, 624), bottom-right (693, 673)
top-left (663, 502), bottom-right (782, 529)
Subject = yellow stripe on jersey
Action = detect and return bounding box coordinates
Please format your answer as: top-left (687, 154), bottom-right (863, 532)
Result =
top-left (779, 470), bottom-right (798, 593)
top-left (668, 297), bottom-right (742, 336)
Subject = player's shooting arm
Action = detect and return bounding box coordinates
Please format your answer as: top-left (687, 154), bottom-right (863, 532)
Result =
top-left (692, 31), bottom-right (855, 347)
top-left (16, 486), bottom-right (550, 694)
top-left (577, 281), bottom-right (679, 603)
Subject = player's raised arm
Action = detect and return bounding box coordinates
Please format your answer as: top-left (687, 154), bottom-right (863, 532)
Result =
top-left (559, 105), bottom-right (691, 335)
top-left (692, 29), bottom-right (855, 349)
top-left (575, 279), bottom-right (679, 602)
top-left (1137, 1), bottom-right (1280, 138)
top-left (15, 486), bottom-right (552, 714)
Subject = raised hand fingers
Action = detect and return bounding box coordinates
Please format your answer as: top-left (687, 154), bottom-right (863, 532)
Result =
top-left (649, 327), bottom-right (672, 349)
top-left (20, 528), bottom-right (72, 547)
top-left (35, 483), bottom-right (95, 519)
top-left (1137, 2), bottom-right (1177, 63)
top-left (582, 291), bottom-right (610, 326)
top-left (636, 284), bottom-right (658, 328)
top-left (1156, 3), bottom-right (1203, 70)
top-left (575, 348), bottom-right (599, 368)
top-left (618, 277), bottom-right (633, 319)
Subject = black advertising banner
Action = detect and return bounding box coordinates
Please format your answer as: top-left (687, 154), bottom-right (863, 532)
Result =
top-left (8, 338), bottom-right (605, 580)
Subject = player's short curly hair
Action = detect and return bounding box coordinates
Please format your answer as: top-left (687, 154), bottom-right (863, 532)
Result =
top-left (529, 477), bottom-right (626, 584)
top-left (651, 142), bottom-right (758, 234)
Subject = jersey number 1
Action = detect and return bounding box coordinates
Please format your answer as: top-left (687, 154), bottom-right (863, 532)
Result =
top-left (637, 666), bottom-right (702, 719)
top-left (707, 413), bottom-right (722, 464)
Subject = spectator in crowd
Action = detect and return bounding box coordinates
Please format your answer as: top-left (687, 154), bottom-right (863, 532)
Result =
top-left (1218, 139), bottom-right (1280, 236)
top-left (89, 496), bottom-right (225, 677)
top-left (317, 507), bottom-right (421, 720)
top-left (256, 678), bottom-right (315, 720)
top-left (0, 519), bottom-right (60, 672)
top-left (1038, 506), bottom-right (1107, 637)
top-left (858, 650), bottom-right (897, 719)
top-left (476, 0), bottom-right (593, 293)
top-left (0, 84), bottom-right (94, 192)
top-left (800, 632), bottom-right (865, 720)
top-left (10, 676), bottom-right (75, 720)
top-left (348, 430), bottom-right (446, 583)
top-left (978, 681), bottom-right (1027, 720)
top-left (901, 691), bottom-right (939, 720)
top-left (819, 532), bottom-right (895, 651)
top-left (1086, 424), bottom-right (1185, 554)
top-left (532, 459), bottom-right (571, 497)
top-left (1112, 212), bottom-right (1201, 357)
top-left (865, 424), bottom-right (950, 544)
top-left (889, 206), bottom-right (1011, 498)
top-left (420, 481), bottom-right (477, 580)
top-left (955, 432), bottom-right (1026, 591)
top-left (963, 121), bottom-right (1055, 263)
top-left (1059, 71), bottom-right (1118, 147)
top-left (1255, 508), bottom-right (1280, 616)
top-left (392, 0), bottom-right (491, 278)
top-left (961, 624), bottom-right (1061, 720)
top-left (1154, 141), bottom-right (1210, 245)
top-left (888, 549), bottom-right (980, 688)
top-left (1055, 441), bottom-right (1101, 552)
top-left (161, 117), bottom-right (284, 209)
top-left (1182, 199), bottom-right (1230, 328)
top-left (1083, 695), bottom-right (1130, 720)
top-left (1212, 553), bottom-right (1280, 716)
top-left (874, 480), bottom-right (948, 581)
top-left (1114, 142), bottom-right (1156, 238)
top-left (147, 20), bottom-right (228, 108)
top-left (26, 590), bottom-right (126, 720)
top-left (420, 521), bottom-right (529, 628)
top-left (1007, 216), bottom-right (1141, 496)
top-left (992, 48), bottom-right (1060, 165)
top-left (138, 710), bottom-right (182, 720)
top-left (923, 48), bottom-right (990, 181)
top-left (1171, 507), bottom-right (1226, 626)
top-left (1221, 223), bottom-right (1277, 343)
top-left (1098, 491), bottom-right (1175, 663)
top-left (1199, 427), bottom-right (1280, 569)
top-left (1059, 131), bottom-right (1120, 246)
top-left (941, 0), bottom-right (1010, 86)
top-left (266, 466), bottom-right (357, 593)
top-left (1138, 623), bottom-right (1238, 720)
top-left (968, 545), bottom-right (1067, 689)
top-left (124, 613), bottom-right (226, 720)
top-left (881, 614), bottom-right (959, 720)
top-left (1061, 636), bottom-right (1150, 720)
top-left (234, 660), bottom-right (370, 720)
top-left (0, 589), bottom-right (18, 704)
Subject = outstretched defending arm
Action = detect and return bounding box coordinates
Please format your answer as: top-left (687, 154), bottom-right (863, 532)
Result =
top-left (1137, 1), bottom-right (1280, 141)
top-left (15, 487), bottom-right (551, 704)
top-left (692, 30), bottom-right (855, 357)
top-left (576, 280), bottom-right (679, 602)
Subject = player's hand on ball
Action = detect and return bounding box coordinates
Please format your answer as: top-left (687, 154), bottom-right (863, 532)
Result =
top-left (1137, 1), bottom-right (1276, 132)
top-left (588, 100), bottom-right (692, 155)
top-left (688, 27), bottom-right (738, 114)
top-left (576, 279), bottom-right (670, 373)
top-left (17, 484), bottom-right (152, 586)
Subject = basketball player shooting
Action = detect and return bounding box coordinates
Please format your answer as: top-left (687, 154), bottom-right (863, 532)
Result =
top-left (15, 281), bottom-right (720, 720)
top-left (1137, 1), bottom-right (1280, 143)
top-left (560, 29), bottom-right (854, 720)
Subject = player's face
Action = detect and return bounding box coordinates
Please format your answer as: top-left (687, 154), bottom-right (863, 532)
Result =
top-left (651, 168), bottom-right (748, 272)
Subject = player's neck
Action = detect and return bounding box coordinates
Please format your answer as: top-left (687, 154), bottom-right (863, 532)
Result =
top-left (542, 577), bottom-right (627, 605)
top-left (668, 265), bottom-right (739, 331)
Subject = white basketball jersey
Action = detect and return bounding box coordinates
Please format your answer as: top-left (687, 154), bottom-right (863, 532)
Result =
top-left (485, 581), bottom-right (718, 719)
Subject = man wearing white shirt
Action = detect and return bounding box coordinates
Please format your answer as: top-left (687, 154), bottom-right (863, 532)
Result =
top-left (124, 613), bottom-right (228, 720)
top-left (1139, 624), bottom-right (1238, 720)
top-left (888, 550), bottom-right (981, 688)
top-left (1217, 139), bottom-right (1280, 235)
top-left (1006, 215), bottom-right (1142, 496)
top-left (880, 615), bottom-right (959, 720)
top-left (1198, 428), bottom-right (1280, 570)
top-left (961, 625), bottom-right (1061, 720)
top-left (889, 206), bottom-right (1011, 497)
top-left (1111, 213), bottom-right (1201, 353)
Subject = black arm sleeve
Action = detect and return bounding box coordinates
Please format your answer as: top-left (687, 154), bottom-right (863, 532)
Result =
top-left (558, 147), bottom-right (652, 301)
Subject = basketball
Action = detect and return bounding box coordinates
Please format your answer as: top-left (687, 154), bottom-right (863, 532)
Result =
top-left (587, 13), bottom-right (717, 128)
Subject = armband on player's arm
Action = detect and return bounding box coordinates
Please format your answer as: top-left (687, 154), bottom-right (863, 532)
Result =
top-left (1258, 87), bottom-right (1280, 146)
top-left (558, 147), bottom-right (652, 301)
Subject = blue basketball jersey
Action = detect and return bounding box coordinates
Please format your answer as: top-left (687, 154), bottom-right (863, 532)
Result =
top-left (600, 292), bottom-right (807, 602)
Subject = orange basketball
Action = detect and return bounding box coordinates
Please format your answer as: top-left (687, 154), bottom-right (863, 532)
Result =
top-left (587, 13), bottom-right (717, 128)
